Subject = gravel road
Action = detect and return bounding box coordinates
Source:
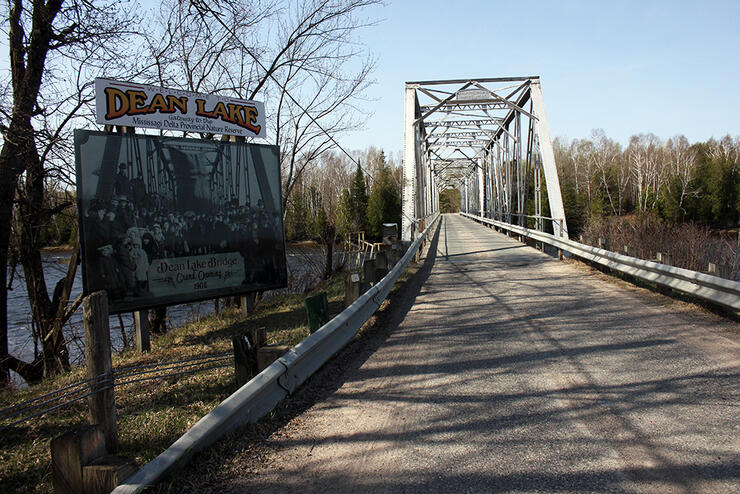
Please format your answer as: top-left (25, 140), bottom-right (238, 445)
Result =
top-left (179, 214), bottom-right (739, 493)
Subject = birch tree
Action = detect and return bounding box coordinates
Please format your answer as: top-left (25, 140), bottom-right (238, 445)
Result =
top-left (663, 135), bottom-right (697, 219)
top-left (628, 133), bottom-right (666, 213)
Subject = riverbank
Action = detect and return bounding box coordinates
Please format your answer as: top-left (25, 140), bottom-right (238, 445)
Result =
top-left (7, 243), bottom-right (360, 386)
top-left (0, 275), bottom-right (347, 493)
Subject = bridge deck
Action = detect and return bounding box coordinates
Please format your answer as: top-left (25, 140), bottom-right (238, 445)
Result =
top-left (213, 214), bottom-right (738, 493)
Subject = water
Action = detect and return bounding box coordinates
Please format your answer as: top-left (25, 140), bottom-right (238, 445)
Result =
top-left (6, 245), bottom-right (360, 385)
top-left (7, 252), bottom-right (215, 385)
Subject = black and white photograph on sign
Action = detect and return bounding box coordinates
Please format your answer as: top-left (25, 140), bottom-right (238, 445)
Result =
top-left (74, 130), bottom-right (287, 314)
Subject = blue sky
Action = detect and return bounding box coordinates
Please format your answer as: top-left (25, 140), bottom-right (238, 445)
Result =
top-left (2, 1), bottom-right (736, 156)
top-left (340, 0), bottom-right (740, 154)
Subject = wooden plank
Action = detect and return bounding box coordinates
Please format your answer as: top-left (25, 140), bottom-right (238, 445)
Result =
top-left (51, 425), bottom-right (106, 494)
top-left (83, 455), bottom-right (137, 494)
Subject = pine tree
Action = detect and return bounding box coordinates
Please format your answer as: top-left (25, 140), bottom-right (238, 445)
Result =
top-left (367, 155), bottom-right (402, 239)
top-left (285, 185), bottom-right (309, 241)
top-left (349, 164), bottom-right (368, 232)
top-left (336, 189), bottom-right (354, 236)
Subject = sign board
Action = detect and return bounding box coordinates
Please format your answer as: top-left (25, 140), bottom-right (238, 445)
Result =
top-left (94, 78), bottom-right (266, 138)
top-left (455, 88), bottom-right (491, 102)
top-left (74, 130), bottom-right (286, 314)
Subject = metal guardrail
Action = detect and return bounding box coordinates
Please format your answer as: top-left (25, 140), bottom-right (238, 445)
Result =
top-left (460, 212), bottom-right (740, 311)
top-left (113, 213), bottom-right (440, 494)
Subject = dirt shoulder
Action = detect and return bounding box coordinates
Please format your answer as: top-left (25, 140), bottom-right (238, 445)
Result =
top-left (155, 235), bottom-right (438, 493)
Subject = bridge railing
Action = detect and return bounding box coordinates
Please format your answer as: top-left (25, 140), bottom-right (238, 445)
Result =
top-left (113, 213), bottom-right (440, 493)
top-left (461, 212), bottom-right (740, 311)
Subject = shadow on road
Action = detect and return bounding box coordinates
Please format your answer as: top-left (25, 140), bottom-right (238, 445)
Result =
top-left (157, 221), bottom-right (444, 491)
top-left (161, 216), bottom-right (739, 494)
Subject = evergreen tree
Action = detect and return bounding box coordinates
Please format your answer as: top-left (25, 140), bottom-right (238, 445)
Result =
top-left (439, 188), bottom-right (461, 213)
top-left (285, 185), bottom-right (309, 241)
top-left (349, 164), bottom-right (368, 232)
top-left (336, 189), bottom-right (354, 236)
top-left (367, 156), bottom-right (402, 239)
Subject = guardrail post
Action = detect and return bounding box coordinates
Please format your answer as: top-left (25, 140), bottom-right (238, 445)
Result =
top-left (623, 245), bottom-right (636, 258)
top-left (598, 237), bottom-right (609, 251)
top-left (655, 253), bottom-right (673, 295)
top-left (708, 263), bottom-right (730, 279)
top-left (305, 292), bottom-right (329, 333)
top-left (133, 311), bottom-right (150, 352)
top-left (345, 272), bottom-right (361, 307)
top-left (83, 291), bottom-right (118, 453)
top-left (363, 259), bottom-right (376, 286)
top-left (232, 330), bottom-right (259, 386)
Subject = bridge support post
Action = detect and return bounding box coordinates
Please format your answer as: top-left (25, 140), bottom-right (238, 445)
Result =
top-left (402, 86), bottom-right (418, 242)
top-left (478, 157), bottom-right (485, 218)
top-left (530, 82), bottom-right (568, 239)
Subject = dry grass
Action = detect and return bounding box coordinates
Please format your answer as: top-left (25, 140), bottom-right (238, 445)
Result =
top-left (581, 214), bottom-right (739, 279)
top-left (0, 275), bottom-right (345, 493)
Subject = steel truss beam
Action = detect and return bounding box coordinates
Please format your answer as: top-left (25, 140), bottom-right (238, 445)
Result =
top-left (420, 102), bottom-right (509, 112)
top-left (402, 76), bottom-right (569, 241)
top-left (424, 118), bottom-right (504, 127)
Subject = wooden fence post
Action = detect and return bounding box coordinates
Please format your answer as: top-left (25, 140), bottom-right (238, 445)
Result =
top-left (133, 311), bottom-right (150, 352)
top-left (83, 291), bottom-right (118, 453)
top-left (241, 292), bottom-right (256, 316)
top-left (708, 262), bottom-right (731, 279)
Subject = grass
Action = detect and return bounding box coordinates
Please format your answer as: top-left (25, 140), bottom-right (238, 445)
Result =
top-left (0, 275), bottom-right (346, 494)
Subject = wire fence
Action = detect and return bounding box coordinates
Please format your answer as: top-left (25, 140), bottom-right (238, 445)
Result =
top-left (0, 351), bottom-right (233, 430)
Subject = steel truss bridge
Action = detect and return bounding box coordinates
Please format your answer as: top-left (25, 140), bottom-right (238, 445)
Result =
top-left (402, 76), bottom-right (568, 241)
top-left (112, 76), bottom-right (740, 493)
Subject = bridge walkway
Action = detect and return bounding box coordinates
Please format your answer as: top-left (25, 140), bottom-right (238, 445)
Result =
top-left (215, 214), bottom-right (739, 493)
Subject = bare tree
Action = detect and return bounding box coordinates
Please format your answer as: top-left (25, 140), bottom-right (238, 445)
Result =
top-left (146, 0), bottom-right (274, 100)
top-left (305, 150), bottom-right (352, 277)
top-left (0, 0), bottom-right (142, 383)
top-left (186, 0), bottom-right (378, 213)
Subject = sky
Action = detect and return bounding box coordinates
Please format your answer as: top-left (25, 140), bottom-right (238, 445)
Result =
top-left (339, 0), bottom-right (740, 155)
top-left (1, 0), bottom-right (737, 157)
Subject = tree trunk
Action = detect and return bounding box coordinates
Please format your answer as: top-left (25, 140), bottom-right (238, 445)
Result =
top-left (323, 226), bottom-right (335, 280)
top-left (1, 354), bottom-right (44, 384)
top-left (0, 170), bottom-right (14, 385)
top-left (17, 142), bottom-right (70, 376)
top-left (0, 0), bottom-right (76, 383)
